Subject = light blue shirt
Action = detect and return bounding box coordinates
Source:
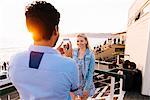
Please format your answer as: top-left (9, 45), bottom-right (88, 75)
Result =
top-left (9, 45), bottom-right (79, 100)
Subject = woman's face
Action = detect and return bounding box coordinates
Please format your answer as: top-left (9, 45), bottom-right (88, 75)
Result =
top-left (77, 36), bottom-right (87, 49)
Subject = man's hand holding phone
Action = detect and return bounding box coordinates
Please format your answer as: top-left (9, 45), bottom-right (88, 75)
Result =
top-left (57, 38), bottom-right (73, 57)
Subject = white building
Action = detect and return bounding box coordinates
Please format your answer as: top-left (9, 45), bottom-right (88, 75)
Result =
top-left (125, 0), bottom-right (150, 96)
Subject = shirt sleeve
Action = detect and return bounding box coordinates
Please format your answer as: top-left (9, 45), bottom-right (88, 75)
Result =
top-left (8, 54), bottom-right (17, 83)
top-left (70, 61), bottom-right (79, 93)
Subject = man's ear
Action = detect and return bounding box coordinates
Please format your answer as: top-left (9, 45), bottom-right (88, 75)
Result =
top-left (53, 25), bottom-right (59, 35)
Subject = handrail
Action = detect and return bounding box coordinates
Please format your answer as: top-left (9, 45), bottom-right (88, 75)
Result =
top-left (110, 68), bottom-right (138, 73)
top-left (95, 63), bottom-right (139, 80)
top-left (94, 68), bottom-right (126, 100)
top-left (95, 60), bottom-right (112, 65)
top-left (0, 86), bottom-right (16, 96)
top-left (94, 69), bottom-right (125, 79)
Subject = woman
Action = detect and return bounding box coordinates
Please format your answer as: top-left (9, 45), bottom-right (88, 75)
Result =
top-left (58, 33), bottom-right (95, 100)
top-left (72, 33), bottom-right (95, 100)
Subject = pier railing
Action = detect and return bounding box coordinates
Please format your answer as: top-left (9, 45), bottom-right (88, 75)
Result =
top-left (0, 69), bottom-right (19, 100)
top-left (93, 69), bottom-right (125, 100)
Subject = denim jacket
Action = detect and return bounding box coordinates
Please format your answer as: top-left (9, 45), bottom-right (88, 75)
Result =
top-left (73, 48), bottom-right (95, 96)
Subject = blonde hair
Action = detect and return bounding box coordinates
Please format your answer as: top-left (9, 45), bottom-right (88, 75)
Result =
top-left (76, 33), bottom-right (90, 49)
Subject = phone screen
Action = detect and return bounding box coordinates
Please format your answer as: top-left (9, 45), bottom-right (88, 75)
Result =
top-left (63, 38), bottom-right (70, 50)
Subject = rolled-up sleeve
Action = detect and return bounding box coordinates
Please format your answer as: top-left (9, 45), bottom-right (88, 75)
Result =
top-left (84, 53), bottom-right (95, 91)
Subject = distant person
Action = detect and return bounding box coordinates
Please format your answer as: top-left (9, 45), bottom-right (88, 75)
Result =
top-left (3, 62), bottom-right (7, 70)
top-left (108, 61), bottom-right (119, 69)
top-left (129, 62), bottom-right (136, 70)
top-left (122, 40), bottom-right (125, 44)
top-left (63, 33), bottom-right (95, 100)
top-left (123, 60), bottom-right (130, 69)
top-left (103, 40), bottom-right (106, 45)
top-left (93, 46), bottom-right (98, 54)
top-left (1, 62), bottom-right (7, 70)
top-left (122, 61), bottom-right (142, 92)
top-left (9, 1), bottom-right (79, 100)
top-left (114, 38), bottom-right (116, 44)
top-left (117, 38), bottom-right (120, 44)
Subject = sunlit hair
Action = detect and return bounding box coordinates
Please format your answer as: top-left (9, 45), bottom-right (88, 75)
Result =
top-left (25, 1), bottom-right (60, 41)
top-left (76, 33), bottom-right (90, 49)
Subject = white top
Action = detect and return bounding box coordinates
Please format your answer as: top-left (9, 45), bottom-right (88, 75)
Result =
top-left (9, 45), bottom-right (79, 100)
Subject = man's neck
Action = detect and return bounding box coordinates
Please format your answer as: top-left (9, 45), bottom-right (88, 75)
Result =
top-left (34, 40), bottom-right (53, 47)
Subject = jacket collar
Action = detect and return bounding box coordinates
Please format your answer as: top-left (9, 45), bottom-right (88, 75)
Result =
top-left (74, 48), bottom-right (90, 56)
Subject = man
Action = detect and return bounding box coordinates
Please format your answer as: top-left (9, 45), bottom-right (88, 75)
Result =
top-left (9, 1), bottom-right (78, 100)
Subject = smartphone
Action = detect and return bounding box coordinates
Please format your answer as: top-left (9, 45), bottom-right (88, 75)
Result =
top-left (63, 38), bottom-right (70, 42)
top-left (62, 38), bottom-right (70, 50)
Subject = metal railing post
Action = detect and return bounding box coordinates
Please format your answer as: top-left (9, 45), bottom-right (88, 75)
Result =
top-left (98, 61), bottom-right (100, 69)
top-left (8, 95), bottom-right (11, 100)
top-left (118, 74), bottom-right (125, 100)
top-left (110, 77), bottom-right (115, 100)
top-left (117, 55), bottom-right (120, 65)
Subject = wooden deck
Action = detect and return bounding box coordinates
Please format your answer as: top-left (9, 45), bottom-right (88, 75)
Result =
top-left (124, 92), bottom-right (150, 100)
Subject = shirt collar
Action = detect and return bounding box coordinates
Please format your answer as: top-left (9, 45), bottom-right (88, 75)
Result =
top-left (29, 45), bottom-right (60, 54)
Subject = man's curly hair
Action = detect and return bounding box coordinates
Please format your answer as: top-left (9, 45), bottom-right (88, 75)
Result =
top-left (25, 1), bottom-right (60, 41)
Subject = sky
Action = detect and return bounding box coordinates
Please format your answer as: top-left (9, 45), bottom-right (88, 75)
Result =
top-left (0, 0), bottom-right (135, 48)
